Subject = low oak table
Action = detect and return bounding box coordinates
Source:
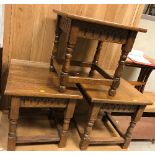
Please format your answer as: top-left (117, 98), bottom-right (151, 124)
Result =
top-left (76, 78), bottom-right (152, 150)
top-left (51, 9), bottom-right (147, 96)
top-left (4, 59), bottom-right (82, 151)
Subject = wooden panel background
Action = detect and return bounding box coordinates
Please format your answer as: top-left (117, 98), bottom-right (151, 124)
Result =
top-left (1, 4), bottom-right (144, 109)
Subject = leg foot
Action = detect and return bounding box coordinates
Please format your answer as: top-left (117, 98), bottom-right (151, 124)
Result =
top-left (7, 136), bottom-right (16, 151)
top-left (49, 66), bottom-right (55, 72)
top-left (59, 130), bottom-right (68, 148)
top-left (59, 85), bottom-right (66, 93)
top-left (79, 136), bottom-right (89, 150)
top-left (108, 89), bottom-right (116, 96)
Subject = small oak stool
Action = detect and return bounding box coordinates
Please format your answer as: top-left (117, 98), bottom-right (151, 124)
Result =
top-left (76, 78), bottom-right (152, 150)
top-left (125, 56), bottom-right (155, 93)
top-left (50, 9), bottom-right (147, 96)
top-left (5, 59), bottom-right (82, 151)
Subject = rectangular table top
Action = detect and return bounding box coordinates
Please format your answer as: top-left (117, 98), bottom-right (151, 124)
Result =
top-left (78, 78), bottom-right (152, 105)
top-left (53, 9), bottom-right (147, 33)
top-left (5, 59), bottom-right (83, 100)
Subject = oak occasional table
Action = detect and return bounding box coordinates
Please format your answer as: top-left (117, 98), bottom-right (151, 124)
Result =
top-left (125, 56), bottom-right (155, 93)
top-left (50, 9), bottom-right (147, 96)
top-left (4, 59), bottom-right (82, 151)
top-left (76, 78), bottom-right (152, 150)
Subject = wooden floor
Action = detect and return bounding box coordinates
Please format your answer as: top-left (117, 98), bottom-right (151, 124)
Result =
top-left (0, 109), bottom-right (125, 151)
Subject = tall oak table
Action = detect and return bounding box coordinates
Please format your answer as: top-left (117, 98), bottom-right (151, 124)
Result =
top-left (51, 9), bottom-right (147, 96)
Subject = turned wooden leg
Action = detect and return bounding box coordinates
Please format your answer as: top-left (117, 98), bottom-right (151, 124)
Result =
top-left (139, 68), bottom-right (152, 93)
top-left (102, 112), bottom-right (110, 123)
top-left (109, 32), bottom-right (137, 96)
top-left (50, 30), bottom-right (61, 72)
top-left (80, 103), bottom-right (101, 150)
top-left (59, 100), bottom-right (77, 147)
top-left (122, 119), bottom-right (136, 149)
top-left (59, 42), bottom-right (74, 92)
top-left (89, 41), bottom-right (103, 77)
top-left (59, 30), bottom-right (78, 92)
top-left (7, 97), bottom-right (20, 151)
top-left (97, 108), bottom-right (105, 120)
top-left (50, 16), bottom-right (61, 72)
top-left (109, 44), bottom-right (129, 96)
top-left (50, 53), bottom-right (57, 72)
top-left (122, 105), bottom-right (146, 149)
top-left (135, 68), bottom-right (147, 92)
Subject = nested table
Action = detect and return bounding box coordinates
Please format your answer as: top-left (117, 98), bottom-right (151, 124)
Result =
top-left (76, 78), bottom-right (152, 150)
top-left (50, 9), bottom-right (147, 96)
top-left (4, 59), bottom-right (82, 151)
top-left (125, 56), bottom-right (155, 93)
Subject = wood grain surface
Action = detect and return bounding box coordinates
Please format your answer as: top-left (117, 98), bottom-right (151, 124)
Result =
top-left (2, 4), bottom-right (144, 71)
top-left (5, 59), bottom-right (82, 99)
top-left (77, 78), bottom-right (152, 105)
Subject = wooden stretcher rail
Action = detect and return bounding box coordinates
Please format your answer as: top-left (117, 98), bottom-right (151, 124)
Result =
top-left (56, 58), bottom-right (92, 67)
top-left (128, 81), bottom-right (145, 86)
top-left (89, 137), bottom-right (125, 145)
top-left (53, 58), bottom-right (113, 86)
top-left (94, 64), bottom-right (113, 79)
top-left (17, 135), bottom-right (60, 144)
top-left (106, 113), bottom-right (125, 138)
top-left (68, 76), bottom-right (112, 86)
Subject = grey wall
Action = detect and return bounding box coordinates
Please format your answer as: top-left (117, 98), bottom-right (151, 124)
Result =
top-left (123, 15), bottom-right (155, 92)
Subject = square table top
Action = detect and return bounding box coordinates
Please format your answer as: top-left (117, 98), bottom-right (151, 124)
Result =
top-left (78, 78), bottom-right (152, 106)
top-left (5, 59), bottom-right (83, 100)
top-left (53, 9), bottom-right (147, 33)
